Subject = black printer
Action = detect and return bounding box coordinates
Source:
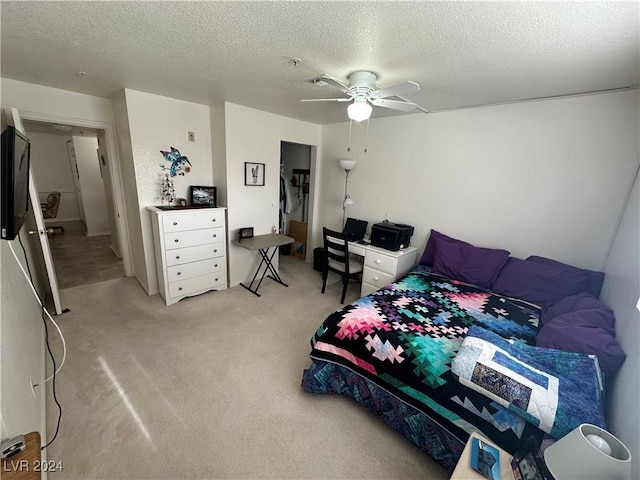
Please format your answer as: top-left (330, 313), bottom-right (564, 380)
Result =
top-left (370, 221), bottom-right (414, 251)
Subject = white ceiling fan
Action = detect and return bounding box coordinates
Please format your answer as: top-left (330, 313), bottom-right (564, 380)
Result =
top-left (302, 71), bottom-right (420, 121)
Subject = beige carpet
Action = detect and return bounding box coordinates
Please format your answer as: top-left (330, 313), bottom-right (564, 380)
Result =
top-left (46, 255), bottom-right (448, 479)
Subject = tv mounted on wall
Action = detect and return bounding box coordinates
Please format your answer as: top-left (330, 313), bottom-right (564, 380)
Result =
top-left (1, 126), bottom-right (32, 240)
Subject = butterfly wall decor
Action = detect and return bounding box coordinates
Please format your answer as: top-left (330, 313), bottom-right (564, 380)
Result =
top-left (160, 147), bottom-right (192, 177)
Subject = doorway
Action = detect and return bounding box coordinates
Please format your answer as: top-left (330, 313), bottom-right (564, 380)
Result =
top-left (23, 120), bottom-right (125, 289)
top-left (280, 141), bottom-right (312, 260)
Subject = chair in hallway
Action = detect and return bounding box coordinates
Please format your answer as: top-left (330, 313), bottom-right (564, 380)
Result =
top-left (41, 191), bottom-right (65, 234)
top-left (321, 227), bottom-right (363, 303)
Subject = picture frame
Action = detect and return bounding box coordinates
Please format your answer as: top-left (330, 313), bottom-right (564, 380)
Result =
top-left (190, 186), bottom-right (216, 207)
top-left (510, 436), bottom-right (550, 480)
top-left (244, 162), bottom-right (265, 186)
top-left (238, 227), bottom-right (254, 242)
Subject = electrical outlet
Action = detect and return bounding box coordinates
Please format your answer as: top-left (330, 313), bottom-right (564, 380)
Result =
top-left (187, 131), bottom-right (195, 142)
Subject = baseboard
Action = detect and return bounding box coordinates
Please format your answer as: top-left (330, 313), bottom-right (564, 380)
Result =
top-left (86, 230), bottom-right (111, 237)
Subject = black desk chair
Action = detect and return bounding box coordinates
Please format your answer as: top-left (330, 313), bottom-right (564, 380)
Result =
top-left (321, 227), bottom-right (363, 303)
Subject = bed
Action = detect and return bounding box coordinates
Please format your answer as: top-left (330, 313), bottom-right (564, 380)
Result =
top-left (301, 230), bottom-right (625, 473)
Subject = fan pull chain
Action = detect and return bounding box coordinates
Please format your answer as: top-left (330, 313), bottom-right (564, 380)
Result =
top-left (364, 118), bottom-right (370, 153)
top-left (347, 120), bottom-right (352, 152)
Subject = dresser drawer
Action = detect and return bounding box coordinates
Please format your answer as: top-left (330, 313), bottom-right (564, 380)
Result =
top-left (165, 243), bottom-right (225, 266)
top-left (362, 267), bottom-right (394, 289)
top-left (164, 228), bottom-right (223, 250)
top-left (364, 251), bottom-right (396, 275)
top-left (167, 258), bottom-right (225, 283)
top-left (168, 273), bottom-right (225, 299)
top-left (162, 210), bottom-right (224, 233)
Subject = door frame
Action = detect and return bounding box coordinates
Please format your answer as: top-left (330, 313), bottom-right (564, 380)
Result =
top-left (15, 109), bottom-right (133, 277)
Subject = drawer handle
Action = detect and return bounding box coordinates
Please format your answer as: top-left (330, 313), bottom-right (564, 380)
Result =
top-left (212, 218), bottom-right (216, 222)
top-left (178, 287), bottom-right (183, 291)
top-left (175, 255), bottom-right (180, 259)
top-left (173, 222), bottom-right (178, 226)
top-left (375, 259), bottom-right (381, 264)
top-left (177, 272), bottom-right (181, 276)
top-left (214, 249), bottom-right (218, 253)
top-left (174, 239), bottom-right (179, 243)
top-left (373, 276), bottom-right (380, 282)
top-left (213, 234), bottom-right (217, 238)
top-left (214, 264), bottom-right (218, 268)
top-left (215, 278), bottom-right (219, 282)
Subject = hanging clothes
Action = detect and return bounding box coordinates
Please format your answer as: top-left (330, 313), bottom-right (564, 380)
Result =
top-left (280, 174), bottom-right (292, 234)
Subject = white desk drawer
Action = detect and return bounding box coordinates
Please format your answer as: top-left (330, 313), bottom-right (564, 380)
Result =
top-left (364, 251), bottom-right (396, 275)
top-left (165, 243), bottom-right (225, 266)
top-left (162, 210), bottom-right (224, 233)
top-left (168, 273), bottom-right (224, 299)
top-left (164, 228), bottom-right (223, 249)
top-left (167, 258), bottom-right (225, 283)
top-left (362, 267), bottom-right (394, 289)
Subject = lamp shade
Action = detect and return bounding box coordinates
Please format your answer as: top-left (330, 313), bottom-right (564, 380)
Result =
top-left (347, 98), bottom-right (372, 122)
top-left (544, 424), bottom-right (632, 480)
top-left (339, 159), bottom-right (357, 171)
top-left (343, 195), bottom-right (354, 207)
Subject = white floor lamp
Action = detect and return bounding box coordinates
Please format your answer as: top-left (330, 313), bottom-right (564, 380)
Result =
top-left (339, 159), bottom-right (357, 227)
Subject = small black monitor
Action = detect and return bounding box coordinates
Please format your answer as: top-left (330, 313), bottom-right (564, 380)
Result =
top-left (343, 218), bottom-right (368, 241)
top-left (1, 126), bottom-right (31, 240)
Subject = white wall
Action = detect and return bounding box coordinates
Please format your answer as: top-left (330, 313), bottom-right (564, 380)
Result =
top-left (0, 236), bottom-right (48, 451)
top-left (318, 90), bottom-right (639, 271)
top-left (72, 134), bottom-right (110, 236)
top-left (600, 166), bottom-right (640, 479)
top-left (27, 131), bottom-right (81, 222)
top-left (223, 103), bottom-right (321, 286)
top-left (123, 89), bottom-right (213, 294)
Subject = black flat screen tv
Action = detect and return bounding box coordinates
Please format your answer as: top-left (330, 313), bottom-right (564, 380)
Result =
top-left (1, 126), bottom-right (31, 240)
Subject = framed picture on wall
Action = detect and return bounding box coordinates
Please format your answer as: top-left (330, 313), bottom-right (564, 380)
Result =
top-left (244, 162), bottom-right (265, 186)
top-left (190, 185), bottom-right (217, 207)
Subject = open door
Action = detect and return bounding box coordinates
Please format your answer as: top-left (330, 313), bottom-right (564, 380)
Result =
top-left (11, 108), bottom-right (63, 315)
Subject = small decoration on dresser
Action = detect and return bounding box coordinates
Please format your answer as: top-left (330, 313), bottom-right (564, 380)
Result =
top-left (190, 186), bottom-right (217, 207)
top-left (160, 174), bottom-right (176, 205)
top-left (177, 197), bottom-right (188, 207)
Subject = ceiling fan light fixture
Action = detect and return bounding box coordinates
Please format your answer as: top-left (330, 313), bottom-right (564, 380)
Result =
top-left (347, 99), bottom-right (372, 122)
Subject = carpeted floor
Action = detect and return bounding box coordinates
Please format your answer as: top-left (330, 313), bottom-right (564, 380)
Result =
top-left (46, 255), bottom-right (448, 479)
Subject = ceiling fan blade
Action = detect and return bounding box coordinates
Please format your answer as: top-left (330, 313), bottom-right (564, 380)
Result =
top-left (374, 81), bottom-right (420, 99)
top-left (301, 97), bottom-right (351, 102)
top-left (370, 98), bottom-right (417, 111)
top-left (314, 73), bottom-right (352, 94)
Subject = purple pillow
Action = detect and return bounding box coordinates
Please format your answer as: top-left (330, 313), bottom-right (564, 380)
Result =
top-left (527, 255), bottom-right (605, 298)
top-left (491, 257), bottom-right (591, 307)
top-left (536, 314), bottom-right (626, 375)
top-left (419, 230), bottom-right (471, 266)
top-left (542, 293), bottom-right (615, 331)
top-left (433, 239), bottom-right (510, 288)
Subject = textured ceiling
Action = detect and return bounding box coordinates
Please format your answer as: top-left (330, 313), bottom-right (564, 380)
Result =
top-left (1, 1), bottom-right (638, 124)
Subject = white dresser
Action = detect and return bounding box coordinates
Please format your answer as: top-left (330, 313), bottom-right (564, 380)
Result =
top-left (148, 206), bottom-right (227, 305)
top-left (348, 242), bottom-right (418, 297)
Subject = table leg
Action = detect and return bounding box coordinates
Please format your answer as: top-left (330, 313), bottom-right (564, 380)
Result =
top-left (240, 247), bottom-right (289, 297)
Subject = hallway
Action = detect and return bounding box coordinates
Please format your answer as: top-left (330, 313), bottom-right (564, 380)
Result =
top-left (48, 221), bottom-right (124, 289)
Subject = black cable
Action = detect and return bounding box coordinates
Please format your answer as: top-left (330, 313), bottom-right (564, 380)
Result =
top-left (17, 234), bottom-right (62, 450)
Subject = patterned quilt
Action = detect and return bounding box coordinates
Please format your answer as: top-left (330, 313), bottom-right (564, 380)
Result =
top-left (303, 268), bottom-right (544, 456)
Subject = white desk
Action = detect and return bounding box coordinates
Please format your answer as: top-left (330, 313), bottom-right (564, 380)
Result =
top-left (348, 241), bottom-right (418, 297)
